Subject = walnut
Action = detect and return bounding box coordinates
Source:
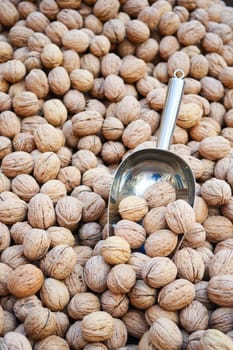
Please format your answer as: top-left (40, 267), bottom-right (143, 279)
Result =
top-left (101, 141), bottom-right (125, 164)
top-left (25, 68), bottom-right (49, 99)
top-left (167, 51), bottom-right (190, 77)
top-left (0, 195), bottom-right (27, 225)
top-left (0, 173), bottom-right (11, 193)
top-left (64, 263), bottom-right (87, 297)
top-left (22, 230), bottom-right (46, 261)
top-left (100, 289), bottom-right (129, 318)
top-left (145, 304), bottom-right (178, 327)
top-left (3, 59), bottom-right (26, 83)
top-left (209, 249), bottom-right (233, 278)
top-left (138, 6), bottom-right (160, 31)
top-left (72, 110), bottom-right (104, 137)
top-left (11, 174), bottom-right (39, 203)
top-left (12, 91), bottom-right (40, 117)
top-left (34, 335), bottom-right (70, 350)
top-left (126, 20), bottom-right (150, 44)
top-left (81, 311), bottom-right (114, 342)
top-left (48, 66), bottom-right (70, 95)
top-left (144, 181), bottom-right (176, 209)
top-left (101, 236), bottom-right (131, 265)
top-left (142, 256), bottom-right (177, 289)
top-left (84, 255), bottom-right (111, 293)
top-left (13, 295), bottom-right (42, 322)
top-left (158, 279), bottom-right (196, 311)
top-left (201, 177), bottom-right (231, 206)
top-left (28, 193), bottom-right (56, 229)
top-left (200, 329), bottom-right (233, 350)
top-left (24, 307), bottom-right (56, 341)
top-left (122, 309), bottom-right (148, 339)
top-left (1, 151), bottom-right (34, 178)
top-left (181, 222), bottom-right (206, 249)
top-left (180, 300), bottom-right (209, 333)
top-left (65, 320), bottom-right (88, 349)
top-left (41, 43), bottom-right (63, 69)
top-left (70, 68), bottom-right (94, 92)
top-left (107, 264), bottom-right (136, 294)
top-left (165, 199), bottom-right (196, 234)
top-left (73, 189), bottom-right (105, 222)
top-left (128, 252), bottom-right (151, 279)
top-left (200, 76), bottom-right (224, 102)
top-left (114, 220), bottom-right (146, 250)
top-left (190, 117), bottom-right (221, 142)
top-left (3, 332), bottom-right (32, 350)
top-left (67, 292), bottom-right (100, 320)
top-left (116, 95), bottom-right (141, 126)
top-left (93, 0), bottom-right (120, 22)
top-left (0, 41), bottom-right (13, 63)
top-left (26, 10), bottom-right (49, 32)
top-left (54, 311), bottom-right (69, 337)
top-left (203, 215), bottom-right (233, 243)
top-left (149, 317), bottom-right (182, 350)
top-left (128, 280), bottom-right (156, 310)
top-left (7, 264), bottom-right (44, 298)
top-left (62, 29), bottom-right (90, 53)
top-left (85, 15), bottom-right (103, 35)
top-left (13, 133), bottom-right (36, 153)
top-left (158, 11), bottom-right (180, 36)
top-left (33, 152), bottom-right (61, 184)
top-left (210, 307), bottom-right (233, 334)
top-left (40, 278), bottom-right (70, 311)
top-left (145, 229), bottom-right (178, 258)
top-left (0, 223), bottom-right (10, 253)
top-left (40, 180), bottom-right (66, 204)
top-left (177, 20), bottom-right (206, 45)
top-left (47, 226), bottom-right (75, 248)
top-left (120, 55), bottom-right (147, 83)
top-left (103, 74), bottom-right (126, 102)
top-left (119, 195), bottom-right (148, 222)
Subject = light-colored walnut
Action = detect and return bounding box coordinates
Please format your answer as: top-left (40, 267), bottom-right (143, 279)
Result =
top-left (114, 220), bottom-right (146, 250)
top-left (72, 110), bottom-right (104, 137)
top-left (120, 55), bottom-right (147, 83)
top-left (40, 278), bottom-right (69, 311)
top-left (24, 307), bottom-right (56, 341)
top-left (81, 311), bottom-right (114, 342)
top-left (128, 279), bottom-right (156, 310)
top-left (28, 193), bottom-right (56, 229)
top-left (12, 91), bottom-right (40, 117)
top-left (34, 335), bottom-right (70, 350)
top-left (7, 264), bottom-right (44, 298)
top-left (101, 236), bottom-right (131, 265)
top-left (144, 181), bottom-right (176, 209)
top-left (158, 278), bottom-right (195, 311)
top-left (180, 300), bottom-right (209, 333)
top-left (23, 228), bottom-right (50, 261)
top-left (149, 317), bottom-right (182, 350)
top-left (107, 263), bottom-right (136, 294)
top-left (84, 255), bottom-right (110, 293)
top-left (3, 332), bottom-right (32, 350)
top-left (119, 195), bottom-right (148, 222)
top-left (101, 288), bottom-right (129, 318)
top-left (200, 329), bottom-right (233, 350)
top-left (165, 199), bottom-right (196, 234)
top-left (203, 215), bottom-right (233, 243)
top-left (54, 311), bottom-right (69, 337)
top-left (68, 292), bottom-right (100, 320)
top-left (1, 151), bottom-right (34, 178)
top-left (33, 152), bottom-right (61, 184)
top-left (65, 320), bottom-right (88, 349)
top-left (142, 256), bottom-right (177, 288)
top-left (144, 229), bottom-right (178, 257)
top-left (0, 195), bottom-right (27, 225)
top-left (128, 252), bottom-right (151, 279)
top-left (40, 244), bottom-right (76, 280)
top-left (48, 66), bottom-right (70, 95)
top-left (11, 174), bottom-right (39, 203)
top-left (40, 180), bottom-right (66, 204)
top-left (210, 307), bottom-right (233, 334)
top-left (62, 29), bottom-right (90, 53)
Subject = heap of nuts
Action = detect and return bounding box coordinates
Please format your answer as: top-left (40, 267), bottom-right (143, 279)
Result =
top-left (1, 0), bottom-right (233, 348)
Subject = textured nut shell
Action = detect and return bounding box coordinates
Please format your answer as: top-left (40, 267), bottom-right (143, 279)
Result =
top-left (101, 236), bottom-right (131, 265)
top-left (142, 257), bottom-right (177, 288)
top-left (173, 247), bottom-right (205, 283)
top-left (7, 264), bottom-right (44, 298)
top-left (28, 193), bottom-right (56, 229)
top-left (0, 198), bottom-right (27, 225)
top-left (144, 229), bottom-right (178, 257)
top-left (165, 199), bottom-right (196, 234)
top-left (119, 195), bottom-right (148, 222)
top-left (33, 335), bottom-right (69, 350)
top-left (40, 245), bottom-right (76, 280)
top-left (209, 249), bottom-right (233, 278)
top-left (179, 300), bottom-right (209, 333)
top-left (24, 307), bottom-right (56, 340)
top-left (40, 278), bottom-right (70, 311)
top-left (128, 279), bottom-right (156, 310)
top-left (55, 196), bottom-right (82, 230)
top-left (100, 289), bottom-right (129, 318)
top-left (3, 332), bottom-right (32, 350)
top-left (145, 304), bottom-right (179, 326)
top-left (23, 228), bottom-right (50, 261)
top-left (208, 275), bottom-right (233, 307)
top-left (84, 255), bottom-right (111, 293)
top-left (67, 292), bottom-right (100, 320)
top-left (81, 311), bottom-right (114, 342)
top-left (158, 279), bottom-right (196, 311)
top-left (199, 329), bottom-right (233, 350)
top-left (1, 151), bottom-right (34, 178)
top-left (13, 295), bottom-right (42, 322)
top-left (149, 317), bottom-right (182, 350)
top-left (144, 181), bottom-right (176, 209)
top-left (114, 220), bottom-right (146, 249)
top-left (107, 264), bottom-right (136, 294)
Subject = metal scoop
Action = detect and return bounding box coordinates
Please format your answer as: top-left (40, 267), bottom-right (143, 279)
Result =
top-left (107, 69), bottom-right (196, 235)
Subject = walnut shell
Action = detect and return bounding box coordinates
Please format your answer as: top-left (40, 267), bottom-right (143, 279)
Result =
top-left (201, 178), bottom-right (231, 206)
top-left (203, 215), bottom-right (233, 243)
top-left (7, 264), bottom-right (44, 298)
top-left (34, 124), bottom-right (65, 153)
top-left (122, 309), bottom-right (148, 339)
top-left (13, 295), bottom-right (42, 322)
top-left (107, 264), bottom-right (136, 294)
top-left (84, 255), bottom-right (111, 293)
top-left (144, 229), bottom-right (178, 258)
top-left (100, 289), bottom-right (129, 318)
top-left (24, 307), bottom-right (56, 341)
top-left (55, 196), bottom-right (82, 230)
top-left (28, 193), bottom-right (56, 229)
top-left (101, 236), bottom-right (131, 265)
top-left (40, 278), bottom-right (70, 311)
top-left (128, 279), bottom-right (156, 310)
top-left (165, 199), bottom-right (196, 234)
top-left (120, 55), bottom-right (147, 83)
top-left (40, 245), bottom-right (76, 280)
top-left (208, 275), bottom-right (233, 307)
top-left (173, 247), bottom-right (205, 283)
top-left (180, 300), bottom-right (209, 333)
top-left (149, 317), bottom-right (183, 350)
top-left (114, 220), bottom-right (146, 249)
top-left (144, 181), bottom-right (176, 209)
top-left (0, 196), bottom-right (27, 225)
top-left (119, 195), bottom-right (148, 222)
top-left (1, 151), bottom-right (34, 178)
top-left (34, 335), bottom-right (70, 350)
top-left (210, 307), bottom-right (233, 334)
top-left (199, 329), bottom-right (233, 350)
top-left (72, 110), bottom-right (104, 137)
top-left (33, 152), bottom-right (61, 184)
top-left (142, 257), bottom-right (177, 289)
top-left (48, 66), bottom-right (70, 95)
top-left (23, 228), bottom-right (50, 261)
top-left (158, 279), bottom-right (196, 311)
top-left (11, 174), bottom-right (39, 203)
top-left (3, 332), bottom-right (32, 350)
top-left (128, 252), bottom-right (151, 279)
top-left (81, 311), bottom-right (114, 342)
top-left (67, 292), bottom-right (100, 320)
top-left (209, 249), bottom-right (233, 278)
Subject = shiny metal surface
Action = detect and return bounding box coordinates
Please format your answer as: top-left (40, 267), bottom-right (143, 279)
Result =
top-left (107, 70), bottom-right (196, 235)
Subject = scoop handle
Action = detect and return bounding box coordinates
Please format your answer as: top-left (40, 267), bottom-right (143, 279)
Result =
top-left (157, 69), bottom-right (185, 150)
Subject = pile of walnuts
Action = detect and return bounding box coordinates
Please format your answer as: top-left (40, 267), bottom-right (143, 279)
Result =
top-left (1, 0), bottom-right (233, 348)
